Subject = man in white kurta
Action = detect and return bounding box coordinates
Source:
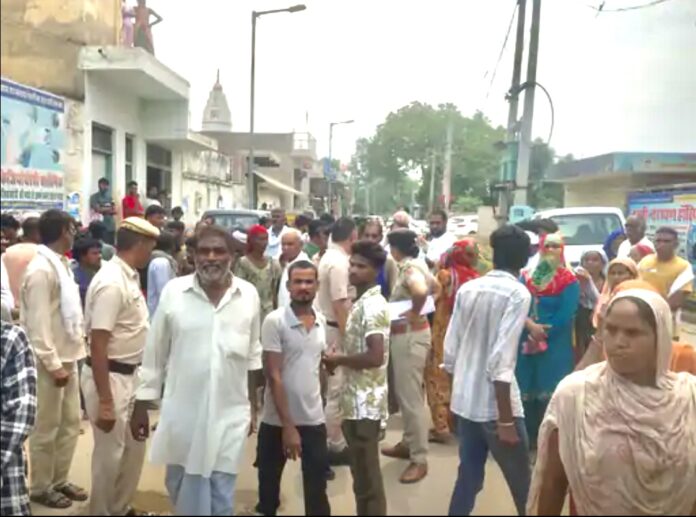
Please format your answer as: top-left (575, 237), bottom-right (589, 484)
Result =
top-left (132, 228), bottom-right (262, 515)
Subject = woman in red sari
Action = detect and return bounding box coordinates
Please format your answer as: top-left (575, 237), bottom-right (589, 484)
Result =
top-left (426, 238), bottom-right (483, 443)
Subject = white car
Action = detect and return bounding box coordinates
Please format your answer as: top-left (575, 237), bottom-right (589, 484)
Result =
top-left (533, 207), bottom-right (626, 268)
top-left (448, 215), bottom-right (478, 237)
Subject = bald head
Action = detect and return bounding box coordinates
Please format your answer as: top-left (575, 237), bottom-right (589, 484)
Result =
top-left (625, 215), bottom-right (647, 244)
top-left (281, 229), bottom-right (303, 262)
top-left (392, 210), bottom-right (411, 230)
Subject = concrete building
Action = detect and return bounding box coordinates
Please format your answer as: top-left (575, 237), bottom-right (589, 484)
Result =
top-left (548, 152), bottom-right (696, 208)
top-left (1, 0), bottom-right (218, 223)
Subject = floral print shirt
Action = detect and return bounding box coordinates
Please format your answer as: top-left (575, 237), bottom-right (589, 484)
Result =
top-left (340, 285), bottom-right (391, 421)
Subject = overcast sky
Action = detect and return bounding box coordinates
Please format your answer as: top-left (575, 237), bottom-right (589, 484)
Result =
top-left (149, 0), bottom-right (696, 164)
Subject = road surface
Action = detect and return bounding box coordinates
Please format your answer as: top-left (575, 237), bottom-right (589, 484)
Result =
top-left (32, 414), bottom-right (525, 516)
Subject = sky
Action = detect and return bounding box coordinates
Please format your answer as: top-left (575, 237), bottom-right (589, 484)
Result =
top-left (148, 0), bottom-right (696, 165)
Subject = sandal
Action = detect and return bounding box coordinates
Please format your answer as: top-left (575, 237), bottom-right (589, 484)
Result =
top-left (54, 482), bottom-right (89, 502)
top-left (30, 490), bottom-right (73, 509)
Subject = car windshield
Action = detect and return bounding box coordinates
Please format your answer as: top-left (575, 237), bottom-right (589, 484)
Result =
top-left (549, 213), bottom-right (623, 246)
top-left (206, 213), bottom-right (260, 231)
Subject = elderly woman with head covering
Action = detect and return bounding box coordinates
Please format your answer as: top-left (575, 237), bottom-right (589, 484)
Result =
top-left (578, 279), bottom-right (696, 376)
top-left (516, 233), bottom-right (581, 447)
top-left (575, 258), bottom-right (640, 370)
top-left (527, 289), bottom-right (696, 516)
top-left (233, 224), bottom-right (282, 323)
top-left (574, 250), bottom-right (607, 361)
top-left (425, 238), bottom-right (486, 443)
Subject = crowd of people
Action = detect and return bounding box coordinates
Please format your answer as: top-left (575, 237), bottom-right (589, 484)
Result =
top-left (1, 199), bottom-right (695, 516)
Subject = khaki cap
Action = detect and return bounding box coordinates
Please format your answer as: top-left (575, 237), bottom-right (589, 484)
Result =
top-left (120, 217), bottom-right (160, 239)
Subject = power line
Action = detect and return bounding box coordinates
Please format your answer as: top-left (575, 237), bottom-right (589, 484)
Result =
top-left (484, 1), bottom-right (519, 100)
top-left (510, 81), bottom-right (555, 146)
top-left (584, 0), bottom-right (673, 12)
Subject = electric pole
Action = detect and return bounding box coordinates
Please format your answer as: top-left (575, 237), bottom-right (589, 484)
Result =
top-left (429, 150), bottom-right (437, 212)
top-left (498, 0), bottom-right (526, 221)
top-left (515, 0), bottom-right (542, 206)
top-left (442, 119), bottom-right (453, 209)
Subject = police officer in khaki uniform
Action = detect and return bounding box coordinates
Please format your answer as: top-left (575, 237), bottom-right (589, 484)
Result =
top-left (81, 217), bottom-right (159, 515)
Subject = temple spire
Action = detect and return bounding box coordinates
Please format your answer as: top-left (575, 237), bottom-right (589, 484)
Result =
top-left (201, 70), bottom-right (232, 132)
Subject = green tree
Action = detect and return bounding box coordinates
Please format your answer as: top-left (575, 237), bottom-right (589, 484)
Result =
top-left (350, 102), bottom-right (505, 215)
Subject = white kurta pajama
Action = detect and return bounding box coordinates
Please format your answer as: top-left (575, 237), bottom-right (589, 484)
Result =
top-left (136, 274), bottom-right (262, 516)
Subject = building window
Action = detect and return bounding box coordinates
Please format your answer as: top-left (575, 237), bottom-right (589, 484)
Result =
top-left (125, 134), bottom-right (134, 187)
top-left (147, 144), bottom-right (173, 210)
top-left (92, 123), bottom-right (113, 186)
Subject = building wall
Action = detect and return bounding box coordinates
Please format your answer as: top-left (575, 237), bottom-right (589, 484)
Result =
top-left (180, 150), bottom-right (245, 223)
top-left (82, 73), bottom-right (144, 222)
top-left (81, 73), bottom-right (187, 222)
top-left (563, 173), bottom-right (696, 211)
top-left (0, 0), bottom-right (120, 99)
top-left (564, 182), bottom-right (628, 209)
top-left (63, 98), bottom-right (86, 211)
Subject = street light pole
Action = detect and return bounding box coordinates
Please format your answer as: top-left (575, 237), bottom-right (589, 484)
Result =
top-left (328, 122), bottom-right (334, 214)
top-left (247, 4), bottom-right (306, 210)
top-left (326, 119), bottom-right (354, 215)
top-left (247, 12), bottom-right (257, 210)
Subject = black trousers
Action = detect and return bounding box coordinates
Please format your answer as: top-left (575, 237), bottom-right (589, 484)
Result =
top-left (256, 422), bottom-right (331, 516)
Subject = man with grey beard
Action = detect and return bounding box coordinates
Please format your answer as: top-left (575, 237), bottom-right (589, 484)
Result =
top-left (130, 225), bottom-right (263, 515)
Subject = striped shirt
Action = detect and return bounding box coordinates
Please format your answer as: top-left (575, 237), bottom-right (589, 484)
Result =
top-left (443, 270), bottom-right (531, 422)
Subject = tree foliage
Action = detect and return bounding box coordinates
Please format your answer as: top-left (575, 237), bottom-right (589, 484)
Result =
top-left (350, 102), bottom-right (568, 215)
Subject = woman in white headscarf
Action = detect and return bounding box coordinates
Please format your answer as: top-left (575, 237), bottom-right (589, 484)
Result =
top-left (527, 289), bottom-right (696, 516)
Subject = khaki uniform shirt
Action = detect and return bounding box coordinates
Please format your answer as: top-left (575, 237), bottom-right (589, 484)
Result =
top-left (390, 257), bottom-right (433, 324)
top-left (84, 255), bottom-right (149, 364)
top-left (317, 243), bottom-right (354, 322)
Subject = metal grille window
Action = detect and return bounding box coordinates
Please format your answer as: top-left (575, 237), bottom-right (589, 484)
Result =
top-left (92, 123), bottom-right (113, 184)
top-left (147, 144), bottom-right (172, 169)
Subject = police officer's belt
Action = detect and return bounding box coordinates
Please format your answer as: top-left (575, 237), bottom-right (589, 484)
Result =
top-left (85, 357), bottom-right (140, 375)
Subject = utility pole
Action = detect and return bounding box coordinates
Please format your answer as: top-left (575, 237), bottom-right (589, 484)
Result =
top-left (328, 123), bottom-right (334, 215)
top-left (498, 0), bottom-right (526, 221)
top-left (442, 119), bottom-right (453, 210)
top-left (515, 0), bottom-right (542, 206)
top-left (247, 12), bottom-right (258, 209)
top-left (428, 150), bottom-right (437, 212)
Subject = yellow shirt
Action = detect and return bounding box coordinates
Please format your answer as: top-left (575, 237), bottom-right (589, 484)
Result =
top-left (638, 255), bottom-right (694, 298)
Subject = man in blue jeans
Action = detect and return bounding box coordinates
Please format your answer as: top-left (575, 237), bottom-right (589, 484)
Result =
top-left (443, 225), bottom-right (532, 516)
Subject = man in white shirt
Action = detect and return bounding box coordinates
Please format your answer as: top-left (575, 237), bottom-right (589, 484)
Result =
top-left (424, 209), bottom-right (456, 271)
top-left (255, 260), bottom-right (331, 516)
top-left (143, 185), bottom-right (162, 212)
top-left (266, 208), bottom-right (291, 259)
top-left (130, 225), bottom-right (263, 516)
top-left (276, 229), bottom-right (309, 307)
top-left (617, 215), bottom-right (654, 259)
top-left (443, 225), bottom-right (532, 516)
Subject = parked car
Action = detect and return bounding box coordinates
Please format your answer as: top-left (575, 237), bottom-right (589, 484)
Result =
top-left (448, 215), bottom-right (478, 237)
top-left (533, 207), bottom-right (626, 267)
top-left (200, 209), bottom-right (270, 231)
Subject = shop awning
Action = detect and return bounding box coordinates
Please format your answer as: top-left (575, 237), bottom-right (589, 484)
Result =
top-left (254, 170), bottom-right (304, 196)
